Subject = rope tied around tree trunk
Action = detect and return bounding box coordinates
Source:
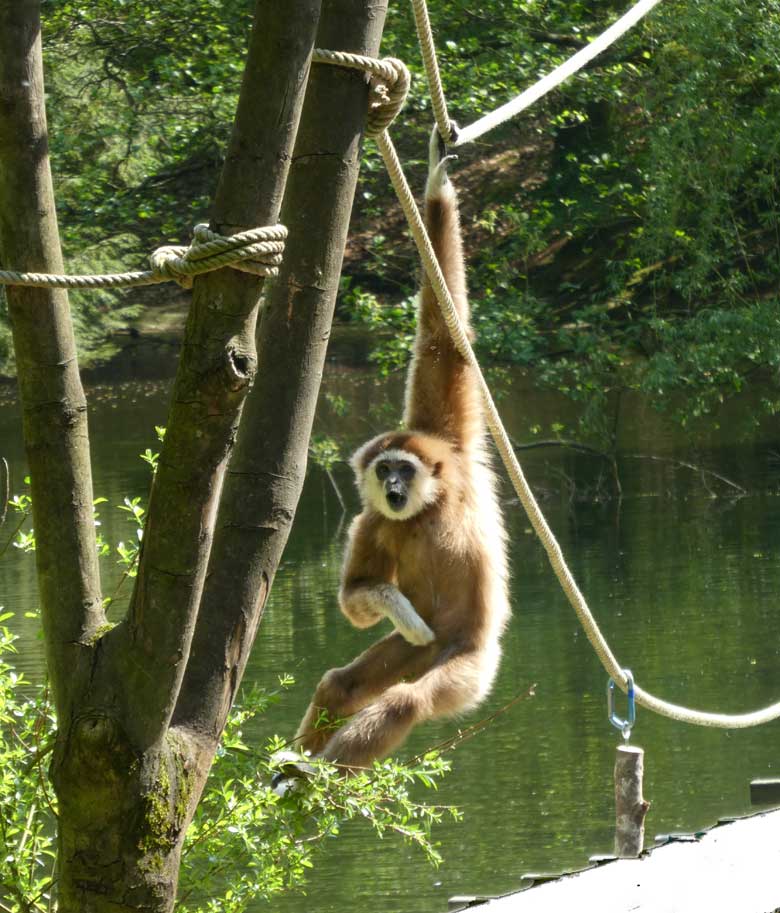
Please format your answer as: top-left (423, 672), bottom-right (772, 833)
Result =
top-left (0, 51), bottom-right (408, 293)
top-left (0, 223), bottom-right (287, 290)
top-left (150, 223), bottom-right (287, 288)
top-left (311, 49), bottom-right (411, 136)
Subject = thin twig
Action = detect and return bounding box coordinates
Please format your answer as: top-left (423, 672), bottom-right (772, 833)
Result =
top-left (409, 683), bottom-right (537, 764)
top-left (16, 803), bottom-right (37, 859)
top-left (512, 438), bottom-right (611, 459)
top-left (325, 468), bottom-right (346, 513)
top-left (0, 512), bottom-right (28, 560)
top-left (512, 437), bottom-right (747, 497)
top-left (104, 553), bottom-right (140, 608)
top-left (0, 457), bottom-right (8, 526)
top-left (622, 453), bottom-right (747, 495)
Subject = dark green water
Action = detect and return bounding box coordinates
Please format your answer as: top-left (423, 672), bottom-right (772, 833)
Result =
top-left (2, 368), bottom-right (780, 912)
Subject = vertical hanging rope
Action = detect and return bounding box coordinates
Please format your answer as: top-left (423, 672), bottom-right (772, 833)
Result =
top-left (375, 127), bottom-right (780, 730)
top-left (410, 0), bottom-right (453, 141)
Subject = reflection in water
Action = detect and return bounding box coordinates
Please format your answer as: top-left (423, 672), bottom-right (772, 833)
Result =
top-left (1, 368), bottom-right (780, 913)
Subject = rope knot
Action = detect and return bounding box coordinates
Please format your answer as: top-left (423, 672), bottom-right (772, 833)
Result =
top-left (150, 223), bottom-right (287, 289)
top-left (365, 57), bottom-right (411, 136)
top-left (311, 49), bottom-right (411, 137)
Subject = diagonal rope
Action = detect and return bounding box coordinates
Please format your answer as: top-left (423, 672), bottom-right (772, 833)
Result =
top-left (375, 127), bottom-right (780, 730)
top-left (0, 50), bottom-right (410, 295)
top-left (411, 0), bottom-right (664, 147)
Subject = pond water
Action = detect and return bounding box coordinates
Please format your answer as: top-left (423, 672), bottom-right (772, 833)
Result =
top-left (1, 364), bottom-right (780, 913)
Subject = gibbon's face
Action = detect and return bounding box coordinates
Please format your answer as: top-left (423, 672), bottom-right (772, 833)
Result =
top-left (362, 448), bottom-right (440, 521)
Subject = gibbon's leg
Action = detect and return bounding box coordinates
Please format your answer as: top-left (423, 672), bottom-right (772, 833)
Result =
top-left (321, 650), bottom-right (489, 769)
top-left (295, 632), bottom-right (440, 756)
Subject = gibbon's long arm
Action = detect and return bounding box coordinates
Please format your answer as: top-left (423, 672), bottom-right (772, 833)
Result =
top-left (340, 514), bottom-right (435, 646)
top-left (403, 129), bottom-right (483, 451)
top-left (293, 131), bottom-right (509, 770)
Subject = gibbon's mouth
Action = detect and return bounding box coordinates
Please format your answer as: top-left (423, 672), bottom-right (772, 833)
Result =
top-left (386, 490), bottom-right (408, 512)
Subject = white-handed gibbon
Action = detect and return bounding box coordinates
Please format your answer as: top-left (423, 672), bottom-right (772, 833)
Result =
top-left (295, 127), bottom-right (509, 768)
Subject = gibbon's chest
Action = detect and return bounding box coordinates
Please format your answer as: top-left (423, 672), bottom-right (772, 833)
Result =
top-left (376, 515), bottom-right (469, 609)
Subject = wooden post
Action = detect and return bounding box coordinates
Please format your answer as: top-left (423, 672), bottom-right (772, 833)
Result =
top-left (614, 744), bottom-right (650, 857)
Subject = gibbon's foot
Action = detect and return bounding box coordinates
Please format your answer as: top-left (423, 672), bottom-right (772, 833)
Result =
top-left (426, 124), bottom-right (458, 198)
top-left (271, 775), bottom-right (302, 797)
top-left (373, 585), bottom-right (436, 645)
top-left (268, 749), bottom-right (316, 796)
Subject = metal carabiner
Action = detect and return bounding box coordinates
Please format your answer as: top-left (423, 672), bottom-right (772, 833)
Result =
top-left (607, 669), bottom-right (635, 741)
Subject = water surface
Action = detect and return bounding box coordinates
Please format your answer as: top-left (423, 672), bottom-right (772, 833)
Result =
top-left (1, 368), bottom-right (779, 912)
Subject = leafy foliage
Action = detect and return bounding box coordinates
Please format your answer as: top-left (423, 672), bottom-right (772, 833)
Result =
top-left (179, 684), bottom-right (455, 913)
top-left (0, 442), bottom-right (455, 911)
top-left (0, 622), bottom-right (453, 913)
top-left (3, 0), bottom-right (779, 435)
top-left (355, 0), bottom-right (780, 443)
top-left (0, 616), bottom-right (56, 913)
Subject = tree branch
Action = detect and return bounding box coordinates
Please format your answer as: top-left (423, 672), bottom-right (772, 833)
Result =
top-left (0, 0), bottom-right (104, 719)
top-left (0, 457), bottom-right (8, 527)
top-left (106, 0), bottom-right (323, 750)
top-left (173, 0), bottom-right (390, 740)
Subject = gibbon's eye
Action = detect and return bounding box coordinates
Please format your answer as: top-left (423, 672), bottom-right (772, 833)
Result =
top-left (375, 462), bottom-right (390, 480)
top-left (398, 461), bottom-right (416, 481)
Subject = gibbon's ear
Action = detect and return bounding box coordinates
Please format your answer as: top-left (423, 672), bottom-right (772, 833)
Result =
top-left (349, 434), bottom-right (392, 483)
top-left (432, 461), bottom-right (443, 478)
top-left (349, 443), bottom-right (369, 481)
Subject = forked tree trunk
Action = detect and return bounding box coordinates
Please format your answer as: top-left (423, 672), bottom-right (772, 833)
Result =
top-left (0, 0), bottom-right (321, 910)
top-left (1, 0), bottom-right (392, 908)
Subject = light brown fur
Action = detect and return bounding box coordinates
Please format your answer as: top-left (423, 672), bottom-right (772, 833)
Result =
top-left (295, 130), bottom-right (509, 768)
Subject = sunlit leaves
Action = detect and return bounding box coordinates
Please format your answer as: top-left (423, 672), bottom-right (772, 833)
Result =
top-left (179, 687), bottom-right (455, 913)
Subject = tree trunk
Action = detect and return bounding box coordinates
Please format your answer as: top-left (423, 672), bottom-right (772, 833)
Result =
top-left (0, 0), bottom-right (104, 721)
top-left (15, 1), bottom-right (322, 910)
top-left (109, 0), bottom-right (322, 755)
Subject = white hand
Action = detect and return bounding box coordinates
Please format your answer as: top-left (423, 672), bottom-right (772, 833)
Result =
top-left (394, 613), bottom-right (436, 646)
top-left (380, 586), bottom-right (435, 645)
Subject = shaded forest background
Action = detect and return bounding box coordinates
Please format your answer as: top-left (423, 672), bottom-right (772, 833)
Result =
top-left (1, 0), bottom-right (779, 441)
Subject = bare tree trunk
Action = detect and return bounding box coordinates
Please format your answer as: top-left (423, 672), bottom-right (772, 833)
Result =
top-left (173, 0), bottom-right (390, 743)
top-left (0, 0), bottom-right (104, 721)
top-left (108, 0), bottom-right (322, 754)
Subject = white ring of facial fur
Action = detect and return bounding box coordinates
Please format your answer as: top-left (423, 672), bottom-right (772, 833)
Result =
top-left (362, 449), bottom-right (441, 521)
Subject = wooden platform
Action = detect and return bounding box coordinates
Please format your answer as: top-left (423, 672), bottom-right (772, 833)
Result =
top-left (451, 808), bottom-right (780, 913)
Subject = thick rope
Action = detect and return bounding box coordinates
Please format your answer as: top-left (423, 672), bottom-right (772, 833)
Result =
top-left (311, 49), bottom-right (410, 137)
top-left (410, 0), bottom-right (453, 142)
top-left (0, 223), bottom-right (287, 291)
top-left (5, 37), bottom-right (777, 727)
top-left (453, 0), bottom-right (664, 146)
top-left (0, 50), bottom-right (409, 293)
top-left (375, 128), bottom-right (780, 730)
